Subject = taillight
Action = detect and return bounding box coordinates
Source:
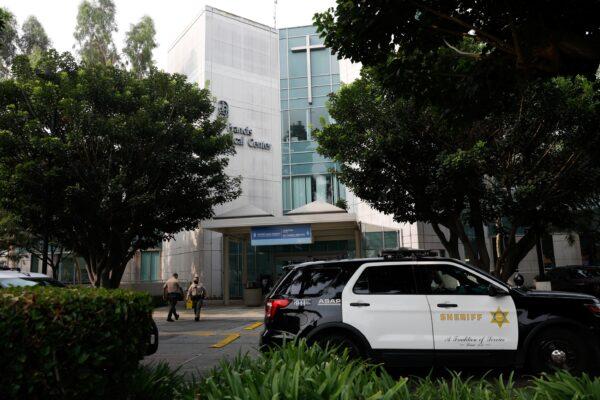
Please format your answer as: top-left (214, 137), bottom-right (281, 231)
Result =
top-left (585, 303), bottom-right (600, 315)
top-left (265, 298), bottom-right (290, 320)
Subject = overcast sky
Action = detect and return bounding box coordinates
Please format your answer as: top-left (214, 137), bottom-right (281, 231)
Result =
top-left (3, 0), bottom-right (336, 70)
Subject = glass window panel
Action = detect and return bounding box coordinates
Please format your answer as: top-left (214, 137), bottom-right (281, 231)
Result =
top-left (282, 165), bottom-right (290, 175)
top-left (312, 174), bottom-right (332, 203)
top-left (289, 98), bottom-right (308, 109)
top-left (287, 36), bottom-right (306, 48)
top-left (280, 98), bottom-right (288, 111)
top-left (289, 77), bottom-right (308, 88)
top-left (30, 254), bottom-right (38, 273)
top-left (279, 40), bottom-right (288, 78)
top-left (309, 107), bottom-right (329, 133)
top-left (282, 178), bottom-right (291, 211)
top-left (280, 89), bottom-right (288, 101)
top-left (290, 87), bottom-right (308, 99)
top-left (278, 268), bottom-right (341, 298)
top-left (280, 78), bottom-right (289, 89)
top-left (312, 86), bottom-right (333, 98)
top-left (279, 29), bottom-right (287, 39)
top-left (413, 264), bottom-right (490, 295)
top-left (281, 110), bottom-right (289, 142)
top-left (288, 26), bottom-right (317, 37)
top-left (289, 51), bottom-right (308, 77)
top-left (291, 162), bottom-right (335, 175)
top-left (291, 141), bottom-right (318, 152)
top-left (311, 49), bottom-right (330, 75)
top-left (312, 75), bottom-right (331, 86)
top-left (282, 142), bottom-right (290, 153)
top-left (384, 231), bottom-right (398, 249)
top-left (330, 56), bottom-right (340, 74)
top-left (309, 35), bottom-right (324, 45)
top-left (353, 265), bottom-right (416, 295)
top-left (289, 109), bottom-right (307, 141)
top-left (311, 96), bottom-right (329, 108)
top-left (292, 176), bottom-right (311, 209)
top-left (290, 152), bottom-right (328, 164)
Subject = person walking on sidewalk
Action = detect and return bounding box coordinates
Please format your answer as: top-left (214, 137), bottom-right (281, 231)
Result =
top-left (163, 273), bottom-right (184, 322)
top-left (187, 274), bottom-right (206, 321)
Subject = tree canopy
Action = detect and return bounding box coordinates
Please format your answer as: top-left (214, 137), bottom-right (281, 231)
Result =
top-left (19, 16), bottom-right (51, 56)
top-left (315, 2), bottom-right (600, 278)
top-left (74, 0), bottom-right (119, 65)
top-left (0, 8), bottom-right (17, 76)
top-left (0, 51), bottom-right (240, 287)
top-left (315, 1), bottom-right (600, 77)
top-left (123, 15), bottom-right (157, 77)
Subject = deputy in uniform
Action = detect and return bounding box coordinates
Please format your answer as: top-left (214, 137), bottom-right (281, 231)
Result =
top-left (187, 274), bottom-right (206, 321)
top-left (163, 273), bottom-right (184, 322)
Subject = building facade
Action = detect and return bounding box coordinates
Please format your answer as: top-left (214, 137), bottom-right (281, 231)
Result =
top-left (10, 5), bottom-right (585, 294)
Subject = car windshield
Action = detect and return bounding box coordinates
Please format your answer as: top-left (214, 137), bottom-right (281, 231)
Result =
top-left (0, 277), bottom-right (64, 288)
top-left (451, 260), bottom-right (510, 289)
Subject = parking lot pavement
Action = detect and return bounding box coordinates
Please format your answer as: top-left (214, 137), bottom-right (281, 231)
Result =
top-left (143, 304), bottom-right (264, 377)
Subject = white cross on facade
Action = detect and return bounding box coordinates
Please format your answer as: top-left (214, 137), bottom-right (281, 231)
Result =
top-left (291, 35), bottom-right (326, 104)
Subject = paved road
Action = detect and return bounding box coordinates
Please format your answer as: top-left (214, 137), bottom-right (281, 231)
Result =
top-left (143, 304), bottom-right (264, 377)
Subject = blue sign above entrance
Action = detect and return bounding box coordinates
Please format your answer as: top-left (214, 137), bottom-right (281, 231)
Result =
top-left (251, 225), bottom-right (312, 246)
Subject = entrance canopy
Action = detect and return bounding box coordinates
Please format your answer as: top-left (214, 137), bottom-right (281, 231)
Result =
top-left (203, 201), bottom-right (359, 243)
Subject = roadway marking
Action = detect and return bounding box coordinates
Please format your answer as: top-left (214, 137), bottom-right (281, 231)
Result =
top-left (244, 322), bottom-right (263, 330)
top-left (210, 333), bottom-right (240, 348)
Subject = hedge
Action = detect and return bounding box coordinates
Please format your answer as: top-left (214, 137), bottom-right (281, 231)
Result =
top-left (0, 287), bottom-right (154, 399)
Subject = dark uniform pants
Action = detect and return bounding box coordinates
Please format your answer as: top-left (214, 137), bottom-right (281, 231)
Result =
top-left (192, 296), bottom-right (203, 318)
top-left (167, 292), bottom-right (180, 320)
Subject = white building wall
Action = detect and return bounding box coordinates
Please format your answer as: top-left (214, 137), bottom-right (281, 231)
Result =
top-left (164, 6), bottom-right (280, 297)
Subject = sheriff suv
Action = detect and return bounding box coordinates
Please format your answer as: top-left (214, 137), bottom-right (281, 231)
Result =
top-left (260, 249), bottom-right (600, 373)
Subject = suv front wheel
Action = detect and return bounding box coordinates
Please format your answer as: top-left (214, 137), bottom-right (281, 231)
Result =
top-left (528, 327), bottom-right (588, 374)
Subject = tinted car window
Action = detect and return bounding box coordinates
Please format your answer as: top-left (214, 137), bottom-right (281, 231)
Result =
top-left (0, 277), bottom-right (65, 288)
top-left (277, 267), bottom-right (341, 298)
top-left (414, 264), bottom-right (490, 295)
top-left (353, 265), bottom-right (416, 294)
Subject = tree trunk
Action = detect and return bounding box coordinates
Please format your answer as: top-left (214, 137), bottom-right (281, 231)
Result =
top-left (496, 227), bottom-right (538, 281)
top-left (454, 217), bottom-right (480, 267)
top-left (431, 222), bottom-right (460, 258)
top-left (41, 234), bottom-right (49, 275)
top-left (468, 196), bottom-right (491, 271)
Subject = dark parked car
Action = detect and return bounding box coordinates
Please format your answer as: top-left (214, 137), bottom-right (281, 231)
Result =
top-left (545, 266), bottom-right (600, 297)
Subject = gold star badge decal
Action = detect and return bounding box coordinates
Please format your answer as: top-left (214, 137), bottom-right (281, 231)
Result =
top-left (490, 307), bottom-right (509, 328)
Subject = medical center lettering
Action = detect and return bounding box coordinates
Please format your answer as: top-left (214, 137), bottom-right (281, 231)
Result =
top-left (228, 124), bottom-right (272, 151)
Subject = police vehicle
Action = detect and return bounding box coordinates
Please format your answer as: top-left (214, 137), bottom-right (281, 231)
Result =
top-left (260, 249), bottom-right (600, 372)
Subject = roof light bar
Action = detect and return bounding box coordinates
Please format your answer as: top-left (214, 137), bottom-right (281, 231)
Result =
top-left (380, 248), bottom-right (438, 260)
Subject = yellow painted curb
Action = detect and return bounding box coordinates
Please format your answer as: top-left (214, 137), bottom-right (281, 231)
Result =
top-left (211, 333), bottom-right (240, 348)
top-left (244, 322), bottom-right (263, 331)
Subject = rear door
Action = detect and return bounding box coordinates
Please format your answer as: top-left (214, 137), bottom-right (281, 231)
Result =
top-left (414, 262), bottom-right (518, 361)
top-left (342, 262), bottom-right (434, 358)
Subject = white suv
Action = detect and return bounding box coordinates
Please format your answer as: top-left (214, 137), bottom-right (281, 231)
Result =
top-left (0, 269), bottom-right (65, 288)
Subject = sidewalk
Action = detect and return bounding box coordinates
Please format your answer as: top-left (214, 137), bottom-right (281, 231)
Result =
top-left (143, 305), bottom-right (264, 377)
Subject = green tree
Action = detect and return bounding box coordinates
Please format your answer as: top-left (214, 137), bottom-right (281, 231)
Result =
top-left (317, 70), bottom-right (600, 279)
top-left (74, 0), bottom-right (119, 65)
top-left (123, 15), bottom-right (157, 77)
top-left (0, 51), bottom-right (240, 287)
top-left (315, 1), bottom-right (600, 77)
top-left (19, 16), bottom-right (51, 57)
top-left (0, 8), bottom-right (18, 76)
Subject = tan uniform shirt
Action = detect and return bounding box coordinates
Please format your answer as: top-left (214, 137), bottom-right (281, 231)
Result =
top-left (187, 283), bottom-right (205, 298)
top-left (164, 277), bottom-right (181, 294)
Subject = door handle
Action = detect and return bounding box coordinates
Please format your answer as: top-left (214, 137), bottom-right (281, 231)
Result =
top-left (437, 303), bottom-right (458, 308)
top-left (350, 302), bottom-right (370, 307)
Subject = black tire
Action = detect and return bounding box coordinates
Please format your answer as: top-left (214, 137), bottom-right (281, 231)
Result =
top-left (314, 332), bottom-right (363, 359)
top-left (528, 327), bottom-right (589, 374)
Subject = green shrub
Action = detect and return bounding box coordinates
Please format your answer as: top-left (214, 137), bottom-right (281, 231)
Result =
top-left (0, 287), bottom-right (154, 399)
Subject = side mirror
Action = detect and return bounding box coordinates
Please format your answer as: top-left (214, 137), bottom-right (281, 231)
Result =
top-left (488, 284), bottom-right (508, 297)
top-left (513, 273), bottom-right (525, 288)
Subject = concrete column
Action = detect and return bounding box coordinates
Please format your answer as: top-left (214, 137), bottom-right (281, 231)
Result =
top-left (223, 235), bottom-right (230, 305)
top-left (242, 239), bottom-right (248, 287)
top-left (354, 228), bottom-right (362, 258)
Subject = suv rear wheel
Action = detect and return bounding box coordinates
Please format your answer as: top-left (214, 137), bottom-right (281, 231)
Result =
top-left (528, 327), bottom-right (588, 374)
top-left (313, 332), bottom-right (363, 359)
